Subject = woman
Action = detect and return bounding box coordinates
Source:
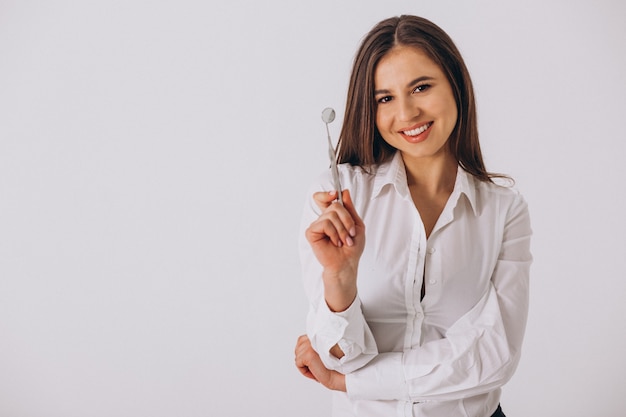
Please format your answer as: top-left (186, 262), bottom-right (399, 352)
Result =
top-left (295, 15), bottom-right (532, 417)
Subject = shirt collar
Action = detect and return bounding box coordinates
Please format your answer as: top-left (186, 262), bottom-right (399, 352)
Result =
top-left (372, 152), bottom-right (409, 200)
top-left (371, 151), bottom-right (479, 216)
top-left (453, 165), bottom-right (479, 217)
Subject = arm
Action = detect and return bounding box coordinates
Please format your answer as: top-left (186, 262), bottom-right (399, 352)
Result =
top-left (300, 188), bottom-right (378, 373)
top-left (345, 194), bottom-right (532, 401)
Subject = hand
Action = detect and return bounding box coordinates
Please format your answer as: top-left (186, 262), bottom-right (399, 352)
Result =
top-left (294, 335), bottom-right (346, 392)
top-left (305, 190), bottom-right (365, 312)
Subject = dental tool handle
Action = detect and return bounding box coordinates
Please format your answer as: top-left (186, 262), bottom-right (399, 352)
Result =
top-left (325, 123), bottom-right (343, 205)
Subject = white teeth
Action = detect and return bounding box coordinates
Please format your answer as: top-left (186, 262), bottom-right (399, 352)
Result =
top-left (403, 123), bottom-right (432, 136)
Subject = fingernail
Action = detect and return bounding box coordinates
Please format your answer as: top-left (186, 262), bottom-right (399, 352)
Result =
top-left (349, 227), bottom-right (356, 237)
top-left (346, 236), bottom-right (354, 247)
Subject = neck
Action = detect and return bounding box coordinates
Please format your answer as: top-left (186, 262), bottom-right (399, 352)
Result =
top-left (402, 152), bottom-right (457, 195)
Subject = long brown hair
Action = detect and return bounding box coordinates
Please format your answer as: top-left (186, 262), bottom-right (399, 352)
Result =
top-left (337, 15), bottom-right (499, 182)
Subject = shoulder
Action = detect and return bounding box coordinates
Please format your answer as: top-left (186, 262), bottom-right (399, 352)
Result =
top-left (477, 178), bottom-right (522, 199)
top-left (474, 178), bottom-right (521, 198)
top-left (472, 177), bottom-right (530, 221)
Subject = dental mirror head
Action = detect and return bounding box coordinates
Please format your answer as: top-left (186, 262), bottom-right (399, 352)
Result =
top-left (321, 107), bottom-right (336, 124)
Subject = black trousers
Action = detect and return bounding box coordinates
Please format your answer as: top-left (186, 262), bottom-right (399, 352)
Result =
top-left (490, 404), bottom-right (506, 417)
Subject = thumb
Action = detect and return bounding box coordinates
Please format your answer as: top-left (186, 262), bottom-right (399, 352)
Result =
top-left (312, 190), bottom-right (341, 211)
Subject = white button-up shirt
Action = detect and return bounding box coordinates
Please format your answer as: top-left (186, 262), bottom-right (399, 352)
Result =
top-left (299, 152), bottom-right (532, 417)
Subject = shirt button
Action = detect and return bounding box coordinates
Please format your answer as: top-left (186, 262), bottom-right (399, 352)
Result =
top-left (429, 279), bottom-right (437, 285)
top-left (428, 247), bottom-right (436, 254)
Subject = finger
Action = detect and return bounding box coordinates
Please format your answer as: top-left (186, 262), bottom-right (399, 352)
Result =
top-left (311, 189), bottom-right (358, 241)
top-left (313, 191), bottom-right (340, 211)
top-left (340, 190), bottom-right (364, 230)
top-left (324, 207), bottom-right (357, 246)
top-left (296, 364), bottom-right (319, 382)
top-left (320, 200), bottom-right (359, 246)
top-left (306, 215), bottom-right (346, 248)
top-left (294, 336), bottom-right (320, 382)
top-left (295, 334), bottom-right (310, 351)
top-left (327, 201), bottom-right (357, 241)
top-left (294, 335), bottom-right (312, 359)
top-left (309, 212), bottom-right (355, 248)
top-left (297, 349), bottom-right (328, 386)
top-left (305, 219), bottom-right (339, 248)
top-left (295, 350), bottom-right (317, 380)
top-left (295, 336), bottom-right (316, 361)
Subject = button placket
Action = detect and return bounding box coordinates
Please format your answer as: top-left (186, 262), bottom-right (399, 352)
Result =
top-left (425, 243), bottom-right (442, 298)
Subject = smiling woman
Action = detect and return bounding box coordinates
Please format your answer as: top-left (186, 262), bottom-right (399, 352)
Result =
top-left (334, 15), bottom-right (490, 184)
top-left (295, 15), bottom-right (531, 417)
top-left (1, 1), bottom-right (625, 416)
top-left (374, 46), bottom-right (458, 181)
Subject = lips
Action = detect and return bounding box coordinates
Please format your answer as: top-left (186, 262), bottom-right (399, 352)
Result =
top-left (399, 121), bottom-right (433, 143)
top-left (401, 122), bottom-right (432, 136)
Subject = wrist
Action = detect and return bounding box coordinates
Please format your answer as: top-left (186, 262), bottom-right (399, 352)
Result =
top-left (322, 268), bottom-right (357, 312)
top-left (322, 264), bottom-right (357, 284)
top-left (324, 286), bottom-right (357, 312)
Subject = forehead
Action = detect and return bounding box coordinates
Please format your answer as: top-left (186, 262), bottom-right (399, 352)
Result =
top-left (374, 45), bottom-right (442, 85)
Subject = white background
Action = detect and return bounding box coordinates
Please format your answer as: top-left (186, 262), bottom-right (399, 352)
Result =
top-left (1, 0), bottom-right (625, 415)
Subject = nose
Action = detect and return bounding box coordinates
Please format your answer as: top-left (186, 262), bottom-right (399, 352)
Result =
top-left (398, 96), bottom-right (419, 122)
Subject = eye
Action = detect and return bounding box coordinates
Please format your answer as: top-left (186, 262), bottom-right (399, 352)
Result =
top-left (413, 84), bottom-right (431, 93)
top-left (377, 96), bottom-right (393, 104)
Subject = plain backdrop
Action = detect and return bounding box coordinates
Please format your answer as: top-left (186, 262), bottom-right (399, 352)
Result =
top-left (1, 0), bottom-right (625, 415)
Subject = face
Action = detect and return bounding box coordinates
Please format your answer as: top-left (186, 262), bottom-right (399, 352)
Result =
top-left (374, 45), bottom-right (458, 165)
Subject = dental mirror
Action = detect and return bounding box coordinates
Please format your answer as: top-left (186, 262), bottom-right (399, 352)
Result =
top-left (321, 107), bottom-right (335, 124)
top-left (321, 107), bottom-right (343, 205)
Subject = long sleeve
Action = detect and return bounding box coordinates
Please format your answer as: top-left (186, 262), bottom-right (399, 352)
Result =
top-left (299, 176), bottom-right (378, 374)
top-left (345, 193), bottom-right (533, 402)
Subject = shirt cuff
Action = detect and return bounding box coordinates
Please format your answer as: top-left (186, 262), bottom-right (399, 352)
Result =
top-left (307, 295), bottom-right (377, 372)
top-left (345, 352), bottom-right (409, 401)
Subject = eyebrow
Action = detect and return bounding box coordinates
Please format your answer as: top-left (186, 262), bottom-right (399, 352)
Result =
top-left (374, 76), bottom-right (436, 96)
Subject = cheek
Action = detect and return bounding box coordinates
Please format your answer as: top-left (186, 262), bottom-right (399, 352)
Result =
top-left (442, 91), bottom-right (458, 123)
top-left (431, 97), bottom-right (457, 125)
top-left (374, 109), bottom-right (383, 131)
top-left (448, 104), bottom-right (459, 128)
top-left (375, 107), bottom-right (391, 130)
top-left (374, 109), bottom-right (394, 145)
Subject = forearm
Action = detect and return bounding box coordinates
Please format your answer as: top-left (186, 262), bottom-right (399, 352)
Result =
top-left (345, 277), bottom-right (529, 402)
top-left (321, 267), bottom-right (357, 360)
top-left (322, 268), bottom-right (358, 312)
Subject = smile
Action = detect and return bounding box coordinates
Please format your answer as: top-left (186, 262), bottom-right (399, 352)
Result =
top-left (402, 122), bottom-right (432, 136)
